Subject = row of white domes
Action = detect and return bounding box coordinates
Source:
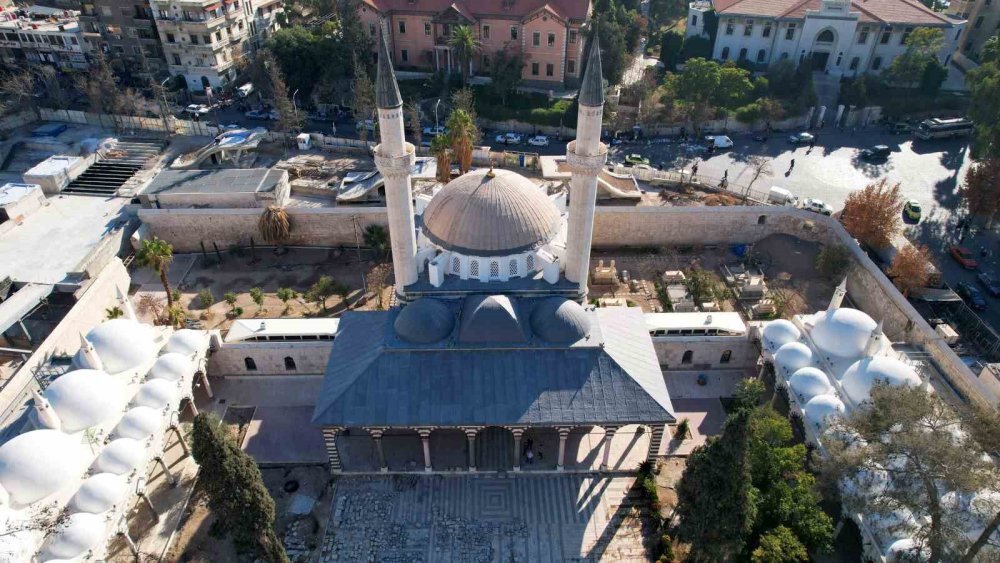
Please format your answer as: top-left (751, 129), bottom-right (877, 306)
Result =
top-left (763, 308), bottom-right (880, 361)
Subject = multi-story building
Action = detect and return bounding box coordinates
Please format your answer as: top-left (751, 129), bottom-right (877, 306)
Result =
top-left (78, 1), bottom-right (165, 79)
top-left (358, 0), bottom-right (591, 89)
top-left (0, 5), bottom-right (90, 72)
top-left (947, 0), bottom-right (1000, 62)
top-left (686, 0), bottom-right (965, 77)
top-left (247, 0), bottom-right (283, 50)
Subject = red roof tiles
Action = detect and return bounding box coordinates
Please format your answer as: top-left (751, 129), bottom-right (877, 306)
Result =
top-left (362, 0), bottom-right (590, 21)
top-left (714, 0), bottom-right (952, 25)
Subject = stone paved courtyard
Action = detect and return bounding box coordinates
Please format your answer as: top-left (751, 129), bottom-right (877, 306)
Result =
top-left (320, 474), bottom-right (653, 562)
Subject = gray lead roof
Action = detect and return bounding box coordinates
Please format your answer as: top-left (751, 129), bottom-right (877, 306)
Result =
top-left (578, 24), bottom-right (605, 108)
top-left (375, 32), bottom-right (402, 109)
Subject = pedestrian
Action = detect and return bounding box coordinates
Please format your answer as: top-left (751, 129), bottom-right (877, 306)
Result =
top-left (723, 169), bottom-right (728, 180)
top-left (808, 139), bottom-right (815, 151)
top-left (691, 163), bottom-right (699, 177)
top-left (789, 158), bottom-right (796, 171)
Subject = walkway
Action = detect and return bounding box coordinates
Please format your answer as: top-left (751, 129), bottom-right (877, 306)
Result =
top-left (319, 474), bottom-right (652, 562)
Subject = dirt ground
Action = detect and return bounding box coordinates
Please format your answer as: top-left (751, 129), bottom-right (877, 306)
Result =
top-left (752, 233), bottom-right (839, 315)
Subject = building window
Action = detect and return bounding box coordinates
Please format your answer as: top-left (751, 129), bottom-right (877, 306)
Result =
top-left (763, 23), bottom-right (772, 37)
top-left (398, 20), bottom-right (406, 34)
top-left (850, 56), bottom-right (860, 70)
top-left (401, 48), bottom-right (408, 62)
top-left (190, 34), bottom-right (199, 44)
top-left (511, 25), bottom-right (518, 40)
top-left (725, 21), bottom-right (735, 35)
top-left (817, 29), bottom-right (834, 43)
top-left (490, 261), bottom-right (500, 278)
top-left (739, 47), bottom-right (747, 60)
top-left (369, 23), bottom-right (376, 36)
top-left (509, 259), bottom-right (518, 276)
top-left (217, 31), bottom-right (223, 41)
top-left (526, 254), bottom-right (535, 271)
top-left (880, 29), bottom-right (891, 44)
top-left (691, 15), bottom-right (698, 27)
top-left (785, 24), bottom-right (795, 40)
top-left (284, 356), bottom-right (296, 370)
top-left (546, 63), bottom-right (554, 76)
top-left (682, 350), bottom-right (693, 364)
top-left (531, 62), bottom-right (539, 75)
top-left (721, 46), bottom-right (730, 60)
top-left (203, 35), bottom-right (211, 44)
top-left (872, 56), bottom-right (882, 70)
top-left (744, 20), bottom-right (753, 36)
top-left (452, 256), bottom-right (461, 274)
top-left (720, 350), bottom-right (732, 364)
top-left (172, 54), bottom-right (181, 65)
top-left (901, 26), bottom-right (913, 44)
top-left (757, 215), bottom-right (767, 225)
top-left (470, 260), bottom-right (480, 277)
top-left (756, 49), bottom-right (766, 62)
top-left (244, 357), bottom-right (257, 371)
top-left (567, 59), bottom-right (576, 74)
top-left (975, 15), bottom-right (984, 28)
top-left (547, 32), bottom-right (555, 47)
top-left (858, 28), bottom-right (868, 44)
top-left (532, 31), bottom-right (540, 47)
top-left (569, 29), bottom-right (578, 43)
top-left (483, 24), bottom-right (490, 39)
top-left (166, 33), bottom-right (175, 43)
top-left (482, 54), bottom-right (490, 67)
top-left (424, 22), bottom-right (431, 35)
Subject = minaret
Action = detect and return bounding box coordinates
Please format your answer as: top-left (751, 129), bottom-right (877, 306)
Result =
top-left (828, 277), bottom-right (847, 311)
top-left (372, 32), bottom-right (419, 294)
top-left (564, 29), bottom-right (608, 296)
top-left (30, 387), bottom-right (61, 430)
top-left (863, 319), bottom-right (884, 357)
top-left (77, 333), bottom-right (103, 371)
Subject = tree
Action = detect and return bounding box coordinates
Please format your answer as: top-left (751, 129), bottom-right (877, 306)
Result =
top-left (366, 262), bottom-right (392, 310)
top-left (431, 134), bottom-right (452, 183)
top-left (137, 294), bottom-right (163, 320)
top-left (920, 58), bottom-right (948, 95)
top-left (669, 57), bottom-right (721, 133)
top-left (840, 178), bottom-right (903, 248)
top-left (960, 158), bottom-right (1000, 226)
top-left (74, 50), bottom-right (127, 114)
top-left (887, 243), bottom-right (932, 296)
top-left (815, 244), bottom-right (851, 280)
top-left (0, 69), bottom-right (36, 113)
top-left (105, 306), bottom-right (124, 320)
top-left (255, 49), bottom-right (303, 133)
top-left (448, 25), bottom-right (480, 85)
top-left (659, 31), bottom-right (684, 71)
top-left (406, 100), bottom-right (422, 146)
top-left (446, 108), bottom-right (479, 173)
top-left (306, 275), bottom-right (345, 311)
top-left (198, 288), bottom-right (214, 309)
top-left (258, 205), bottom-right (291, 249)
top-left (350, 58), bottom-right (375, 145)
top-left (249, 287), bottom-right (265, 313)
top-left (967, 57), bottom-right (1000, 159)
top-left (684, 268), bottom-right (720, 306)
top-left (192, 414), bottom-right (289, 562)
top-left (884, 28), bottom-right (944, 86)
top-left (982, 33), bottom-right (1000, 65)
top-left (742, 156), bottom-right (773, 200)
top-left (587, 13), bottom-right (630, 86)
top-left (712, 65), bottom-right (753, 109)
top-left (822, 384), bottom-right (1000, 563)
top-left (276, 287), bottom-right (297, 314)
top-left (679, 35), bottom-right (713, 62)
top-left (751, 526), bottom-right (809, 563)
top-left (136, 237), bottom-right (176, 313)
top-left (362, 224), bottom-right (389, 258)
top-left (37, 66), bottom-right (69, 110)
top-left (490, 47), bottom-right (524, 105)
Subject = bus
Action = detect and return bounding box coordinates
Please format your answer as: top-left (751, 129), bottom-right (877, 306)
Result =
top-left (914, 117), bottom-right (974, 140)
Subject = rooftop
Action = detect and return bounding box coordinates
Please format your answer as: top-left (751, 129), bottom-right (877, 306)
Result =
top-left (225, 318), bottom-right (340, 342)
top-left (144, 168), bottom-right (286, 196)
top-left (711, 0), bottom-right (955, 25)
top-left (361, 0), bottom-right (590, 21)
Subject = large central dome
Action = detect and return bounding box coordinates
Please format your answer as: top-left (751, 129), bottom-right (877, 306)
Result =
top-left (422, 168), bottom-right (562, 257)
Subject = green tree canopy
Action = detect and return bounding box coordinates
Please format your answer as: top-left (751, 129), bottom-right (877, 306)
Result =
top-left (968, 56), bottom-right (1000, 159)
top-left (712, 64), bottom-right (753, 109)
top-left (884, 27), bottom-right (944, 85)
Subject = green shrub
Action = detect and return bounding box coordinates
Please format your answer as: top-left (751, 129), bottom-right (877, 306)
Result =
top-left (816, 245), bottom-right (851, 280)
top-left (197, 288), bottom-right (214, 309)
top-left (658, 534), bottom-right (675, 562)
top-left (675, 418), bottom-right (690, 441)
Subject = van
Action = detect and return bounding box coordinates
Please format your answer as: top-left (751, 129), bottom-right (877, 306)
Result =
top-left (236, 83), bottom-right (254, 98)
top-left (767, 186), bottom-right (795, 205)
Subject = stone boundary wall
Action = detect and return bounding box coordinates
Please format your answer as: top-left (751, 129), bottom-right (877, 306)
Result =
top-left (209, 341), bottom-right (330, 376)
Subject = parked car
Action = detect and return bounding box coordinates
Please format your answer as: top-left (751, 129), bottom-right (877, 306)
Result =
top-left (184, 104), bottom-right (211, 116)
top-left (787, 132), bottom-right (815, 144)
top-left (244, 109), bottom-right (268, 119)
top-left (704, 135), bottom-right (734, 149)
top-left (495, 132), bottom-right (522, 145)
top-left (977, 272), bottom-right (1000, 296)
top-left (801, 198), bottom-right (833, 215)
top-left (957, 282), bottom-right (988, 310)
top-left (903, 200), bottom-right (922, 222)
top-left (860, 145), bottom-right (891, 161)
top-left (624, 153), bottom-right (650, 166)
top-left (527, 135), bottom-right (550, 147)
top-left (889, 122), bottom-right (911, 135)
top-left (949, 245), bottom-right (979, 269)
top-left (208, 122), bottom-right (241, 130)
top-left (423, 125), bottom-right (447, 136)
top-left (356, 119), bottom-right (376, 131)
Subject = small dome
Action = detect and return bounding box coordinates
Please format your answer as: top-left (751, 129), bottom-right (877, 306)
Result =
top-left (394, 299), bottom-right (454, 344)
top-left (149, 353), bottom-right (194, 382)
top-left (871, 508), bottom-right (917, 542)
top-left (841, 356), bottom-right (921, 405)
top-left (82, 319), bottom-right (156, 374)
top-left (0, 430), bottom-right (88, 506)
top-left (803, 394), bottom-right (845, 428)
top-left (96, 438), bottom-right (145, 475)
top-left (43, 369), bottom-right (121, 433)
top-left (884, 538), bottom-right (920, 559)
top-left (115, 406), bottom-right (163, 440)
top-left (530, 297), bottom-right (590, 343)
top-left (458, 295), bottom-right (525, 343)
top-left (41, 512), bottom-right (106, 560)
top-left (773, 342), bottom-right (814, 376)
top-left (71, 472), bottom-right (127, 514)
top-left (761, 320), bottom-right (800, 354)
top-left (133, 379), bottom-right (179, 410)
top-left (163, 329), bottom-right (207, 356)
top-left (842, 467), bottom-right (889, 497)
top-left (422, 168), bottom-right (562, 257)
top-left (788, 367), bottom-right (833, 402)
top-left (810, 308), bottom-right (877, 360)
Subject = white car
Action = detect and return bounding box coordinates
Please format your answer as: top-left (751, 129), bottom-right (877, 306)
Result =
top-left (801, 198), bottom-right (833, 215)
top-left (184, 104), bottom-right (211, 116)
top-left (422, 125), bottom-right (447, 136)
top-left (788, 132), bottom-right (815, 144)
top-left (527, 135), bottom-right (550, 147)
top-left (704, 135), bottom-right (734, 149)
top-left (495, 132), bottom-right (522, 145)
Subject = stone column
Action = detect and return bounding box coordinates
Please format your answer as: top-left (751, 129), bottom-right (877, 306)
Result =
top-left (118, 529), bottom-right (140, 558)
top-left (155, 456), bottom-right (178, 487)
top-left (646, 424), bottom-right (666, 462)
top-left (199, 371), bottom-right (214, 399)
top-left (556, 427), bottom-right (571, 471)
top-left (366, 428), bottom-right (388, 472)
top-left (600, 425), bottom-right (620, 471)
top-left (185, 398), bottom-right (199, 418)
top-left (322, 426), bottom-right (344, 473)
top-left (510, 427), bottom-right (524, 472)
top-left (171, 424), bottom-right (190, 458)
top-left (564, 136), bottom-right (608, 291)
top-left (418, 428), bottom-right (433, 472)
top-left (463, 427), bottom-right (480, 472)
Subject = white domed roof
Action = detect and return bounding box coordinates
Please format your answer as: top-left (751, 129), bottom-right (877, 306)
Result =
top-left (132, 379), bottom-right (179, 410)
top-left (884, 538), bottom-right (919, 559)
top-left (810, 308), bottom-right (877, 360)
top-left (803, 394), bottom-right (846, 428)
top-left (788, 367), bottom-right (833, 402)
top-left (842, 467), bottom-right (889, 497)
top-left (95, 438), bottom-right (145, 475)
top-left (394, 299), bottom-right (454, 344)
top-left (530, 297), bottom-right (590, 343)
top-left (871, 508), bottom-right (918, 542)
top-left (43, 369), bottom-right (121, 433)
top-left (0, 430), bottom-right (88, 506)
top-left (773, 342), bottom-right (815, 376)
top-left (149, 353), bottom-right (193, 382)
top-left (163, 329), bottom-right (207, 356)
top-left (422, 168), bottom-right (562, 257)
top-left (71, 472), bottom-right (127, 514)
top-left (761, 320), bottom-right (800, 354)
top-left (83, 319), bottom-right (156, 374)
top-left (841, 356), bottom-right (921, 405)
top-left (115, 406), bottom-right (163, 440)
top-left (41, 512), bottom-right (106, 560)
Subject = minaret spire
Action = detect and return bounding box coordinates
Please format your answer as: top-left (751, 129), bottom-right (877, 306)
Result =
top-left (375, 29), bottom-right (402, 110)
top-left (578, 24), bottom-right (605, 108)
top-left (829, 277), bottom-right (847, 311)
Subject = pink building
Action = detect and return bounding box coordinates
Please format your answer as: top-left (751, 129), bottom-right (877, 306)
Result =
top-left (359, 0), bottom-right (591, 88)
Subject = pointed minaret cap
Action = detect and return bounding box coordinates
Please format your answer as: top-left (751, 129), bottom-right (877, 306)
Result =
top-left (375, 31), bottom-right (403, 109)
top-left (864, 319), bottom-right (884, 357)
top-left (579, 24), bottom-right (605, 108)
top-left (30, 387), bottom-right (61, 430)
top-left (828, 277), bottom-right (847, 311)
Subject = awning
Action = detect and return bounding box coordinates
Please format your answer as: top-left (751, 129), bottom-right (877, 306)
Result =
top-left (0, 283), bottom-right (53, 335)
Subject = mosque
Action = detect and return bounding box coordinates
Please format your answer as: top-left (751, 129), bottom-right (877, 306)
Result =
top-left (311, 34), bottom-right (677, 473)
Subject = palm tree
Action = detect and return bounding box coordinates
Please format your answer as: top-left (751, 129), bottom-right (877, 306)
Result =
top-left (431, 134), bottom-right (452, 183)
top-left (363, 225), bottom-right (389, 258)
top-left (258, 205), bottom-right (291, 249)
top-left (136, 237), bottom-right (175, 312)
top-left (446, 108), bottom-right (479, 173)
top-left (448, 25), bottom-right (480, 85)
top-left (105, 306), bottom-right (124, 320)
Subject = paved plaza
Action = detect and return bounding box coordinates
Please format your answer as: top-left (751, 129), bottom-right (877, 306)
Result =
top-left (319, 474), bottom-right (653, 563)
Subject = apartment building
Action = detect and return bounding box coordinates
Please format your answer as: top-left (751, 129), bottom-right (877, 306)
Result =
top-left (358, 0), bottom-right (591, 89)
top-left (686, 0), bottom-right (965, 77)
top-left (0, 5), bottom-right (90, 72)
top-left (247, 0), bottom-right (282, 50)
top-left (78, 1), bottom-right (165, 78)
top-left (947, 0), bottom-right (1000, 61)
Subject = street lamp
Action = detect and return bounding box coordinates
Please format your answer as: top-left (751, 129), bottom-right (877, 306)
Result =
top-left (434, 98), bottom-right (441, 131)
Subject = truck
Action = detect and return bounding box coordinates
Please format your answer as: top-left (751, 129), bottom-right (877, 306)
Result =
top-left (767, 186), bottom-right (796, 206)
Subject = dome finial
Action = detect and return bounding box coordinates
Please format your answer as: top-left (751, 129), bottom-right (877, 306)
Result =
top-left (864, 319), bottom-right (885, 357)
top-left (30, 387), bottom-right (61, 430)
top-left (487, 162), bottom-right (496, 178)
top-left (828, 277), bottom-right (847, 311)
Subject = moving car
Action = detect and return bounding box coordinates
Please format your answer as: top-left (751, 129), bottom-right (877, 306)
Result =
top-left (956, 282), bottom-right (988, 310)
top-left (527, 135), bottom-right (550, 147)
top-left (495, 132), bottom-right (522, 145)
top-left (184, 104), bottom-right (211, 116)
top-left (704, 135), bottom-right (734, 149)
top-left (977, 272), bottom-right (1000, 297)
top-left (767, 186), bottom-right (796, 206)
top-left (787, 132), bottom-right (815, 144)
top-left (801, 198), bottom-right (833, 215)
top-left (903, 200), bottom-right (922, 222)
top-left (860, 145), bottom-right (891, 161)
top-left (949, 245), bottom-right (978, 269)
top-left (422, 125), bottom-right (447, 136)
top-left (624, 153), bottom-right (650, 166)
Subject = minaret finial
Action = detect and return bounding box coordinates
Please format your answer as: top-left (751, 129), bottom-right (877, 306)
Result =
top-left (579, 22), bottom-right (605, 108)
top-left (864, 319), bottom-right (885, 357)
top-left (375, 30), bottom-right (402, 109)
top-left (829, 277), bottom-right (847, 311)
